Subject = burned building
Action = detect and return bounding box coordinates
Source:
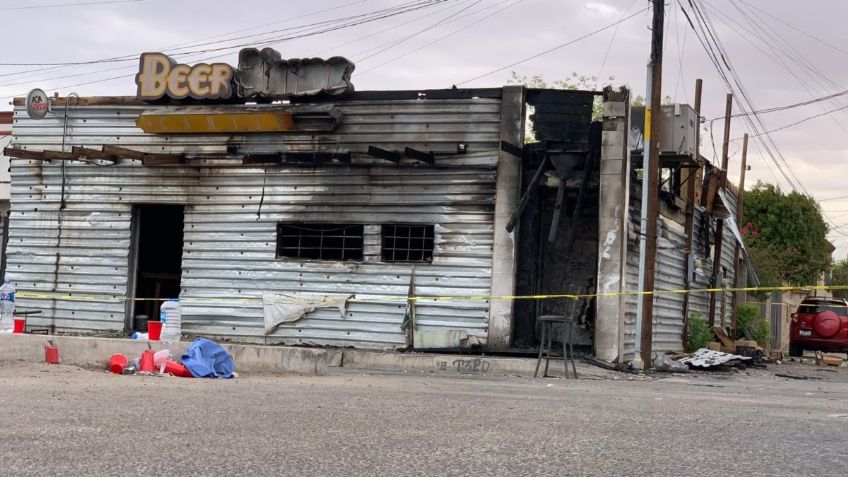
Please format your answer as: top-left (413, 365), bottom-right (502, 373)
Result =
top-left (3, 50), bottom-right (751, 362)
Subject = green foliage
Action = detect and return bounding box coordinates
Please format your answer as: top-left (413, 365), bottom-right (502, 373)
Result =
top-left (736, 304), bottom-right (770, 346)
top-left (686, 312), bottom-right (713, 352)
top-left (742, 182), bottom-right (830, 289)
top-left (832, 259), bottom-right (848, 299)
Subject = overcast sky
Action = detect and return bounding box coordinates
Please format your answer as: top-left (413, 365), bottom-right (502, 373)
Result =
top-left (3, 0), bottom-right (848, 255)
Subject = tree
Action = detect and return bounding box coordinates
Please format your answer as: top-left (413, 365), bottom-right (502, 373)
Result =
top-left (741, 182), bottom-right (830, 288)
top-left (832, 260), bottom-right (848, 299)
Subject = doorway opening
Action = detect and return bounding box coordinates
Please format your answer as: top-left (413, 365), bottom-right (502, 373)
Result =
top-left (128, 204), bottom-right (184, 332)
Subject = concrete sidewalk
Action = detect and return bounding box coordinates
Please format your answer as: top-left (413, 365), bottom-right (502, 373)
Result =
top-left (0, 333), bottom-right (626, 379)
top-left (0, 334), bottom-right (328, 376)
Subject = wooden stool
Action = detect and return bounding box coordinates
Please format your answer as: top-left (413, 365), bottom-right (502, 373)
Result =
top-left (534, 314), bottom-right (578, 379)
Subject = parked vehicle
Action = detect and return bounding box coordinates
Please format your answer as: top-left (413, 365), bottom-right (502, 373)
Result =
top-left (789, 296), bottom-right (848, 356)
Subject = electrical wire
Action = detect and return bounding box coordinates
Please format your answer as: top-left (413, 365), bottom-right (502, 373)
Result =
top-left (737, 0), bottom-right (848, 59)
top-left (356, 0), bottom-right (524, 75)
top-left (594, 0), bottom-right (639, 89)
top-left (0, 0), bottom-right (144, 10)
top-left (455, 6), bottom-right (649, 86)
top-left (0, 1), bottom-right (450, 99)
top-left (355, 0), bottom-right (480, 62)
top-left (0, 0), bottom-right (370, 80)
top-left (0, 1), bottom-right (447, 66)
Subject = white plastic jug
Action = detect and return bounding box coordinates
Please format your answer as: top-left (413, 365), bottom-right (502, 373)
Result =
top-left (159, 299), bottom-right (182, 342)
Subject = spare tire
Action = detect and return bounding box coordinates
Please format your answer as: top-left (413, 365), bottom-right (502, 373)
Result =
top-left (813, 310), bottom-right (841, 338)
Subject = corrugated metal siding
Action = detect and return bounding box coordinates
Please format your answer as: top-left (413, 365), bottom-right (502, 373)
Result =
top-left (7, 98), bottom-right (502, 348)
top-left (623, 189), bottom-right (741, 359)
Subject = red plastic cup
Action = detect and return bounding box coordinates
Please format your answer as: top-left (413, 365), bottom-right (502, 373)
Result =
top-left (139, 349), bottom-right (155, 373)
top-left (147, 320), bottom-right (162, 341)
top-left (109, 353), bottom-right (128, 374)
top-left (12, 318), bottom-right (25, 334)
top-left (163, 360), bottom-right (193, 378)
top-left (45, 344), bottom-right (59, 364)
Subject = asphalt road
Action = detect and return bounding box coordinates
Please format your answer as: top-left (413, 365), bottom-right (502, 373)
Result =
top-left (0, 361), bottom-right (846, 476)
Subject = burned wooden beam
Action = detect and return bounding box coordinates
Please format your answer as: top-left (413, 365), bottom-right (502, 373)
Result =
top-left (3, 147), bottom-right (47, 160)
top-left (43, 150), bottom-right (79, 161)
top-left (243, 154), bottom-right (282, 165)
top-left (367, 146), bottom-right (401, 163)
top-left (506, 155), bottom-right (549, 233)
top-left (142, 154), bottom-right (185, 166)
top-left (403, 147), bottom-right (434, 164)
top-left (72, 146), bottom-right (117, 162)
top-left (547, 181), bottom-right (566, 243)
top-left (243, 152), bottom-right (352, 165)
top-left (500, 140), bottom-right (526, 159)
top-left (102, 145), bottom-right (145, 160)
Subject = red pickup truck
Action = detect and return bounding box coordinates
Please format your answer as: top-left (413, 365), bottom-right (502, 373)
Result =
top-left (790, 297), bottom-right (848, 356)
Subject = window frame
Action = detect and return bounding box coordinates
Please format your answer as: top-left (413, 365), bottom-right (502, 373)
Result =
top-left (380, 224), bottom-right (435, 263)
top-left (275, 223), bottom-right (365, 261)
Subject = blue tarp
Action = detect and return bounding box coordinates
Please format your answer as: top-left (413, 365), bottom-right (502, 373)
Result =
top-left (181, 338), bottom-right (236, 379)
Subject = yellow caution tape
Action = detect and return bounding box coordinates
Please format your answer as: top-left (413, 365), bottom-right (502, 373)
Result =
top-left (13, 285), bottom-right (848, 305)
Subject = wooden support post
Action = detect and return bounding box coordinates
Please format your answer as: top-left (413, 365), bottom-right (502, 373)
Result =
top-left (681, 79), bottom-right (703, 347)
top-left (730, 133), bottom-right (749, 337)
top-left (708, 93), bottom-right (733, 327)
top-left (638, 0), bottom-right (665, 366)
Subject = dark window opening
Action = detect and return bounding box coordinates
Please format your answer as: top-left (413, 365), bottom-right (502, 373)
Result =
top-left (277, 223), bottom-right (363, 261)
top-left (381, 224), bottom-right (434, 262)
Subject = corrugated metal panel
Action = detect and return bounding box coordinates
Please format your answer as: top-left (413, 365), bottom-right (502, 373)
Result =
top-left (623, 190), bottom-right (741, 359)
top-left (7, 97), bottom-right (502, 349)
top-left (653, 216), bottom-right (687, 353)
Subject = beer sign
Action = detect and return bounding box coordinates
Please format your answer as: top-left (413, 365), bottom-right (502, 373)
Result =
top-left (135, 53), bottom-right (234, 101)
top-left (26, 88), bottom-right (49, 119)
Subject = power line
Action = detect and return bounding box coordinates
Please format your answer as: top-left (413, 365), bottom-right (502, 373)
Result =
top-left (355, 0), bottom-right (480, 62)
top-left (595, 0), bottom-right (639, 89)
top-left (722, 0), bottom-right (848, 137)
top-left (0, 1), bottom-right (446, 66)
top-left (682, 0), bottom-right (804, 195)
top-left (357, 0), bottom-right (524, 75)
top-left (737, 0), bottom-right (848, 59)
top-left (0, 0), bottom-right (370, 80)
top-left (455, 6), bottom-right (649, 86)
top-left (0, 0), bottom-right (144, 10)
top-left (0, 2), bottom-right (450, 99)
top-left (732, 103), bottom-right (848, 141)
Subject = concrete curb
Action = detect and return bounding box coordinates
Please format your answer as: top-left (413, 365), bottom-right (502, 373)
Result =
top-left (333, 349), bottom-right (612, 378)
top-left (0, 334), bottom-right (328, 376)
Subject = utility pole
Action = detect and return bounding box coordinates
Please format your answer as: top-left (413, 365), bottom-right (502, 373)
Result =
top-left (708, 93), bottom-right (733, 327)
top-left (634, 0), bottom-right (664, 369)
top-left (730, 133), bottom-right (749, 337)
top-left (681, 78), bottom-right (703, 347)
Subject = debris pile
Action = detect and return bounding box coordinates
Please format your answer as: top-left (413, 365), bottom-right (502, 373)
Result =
top-left (107, 337), bottom-right (236, 379)
top-left (678, 348), bottom-right (753, 370)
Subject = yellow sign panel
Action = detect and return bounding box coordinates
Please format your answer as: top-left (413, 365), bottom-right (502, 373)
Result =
top-left (137, 111), bottom-right (297, 134)
top-left (643, 107), bottom-right (652, 142)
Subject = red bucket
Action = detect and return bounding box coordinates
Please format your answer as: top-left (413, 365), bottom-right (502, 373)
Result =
top-left (147, 321), bottom-right (162, 341)
top-left (45, 344), bottom-right (59, 364)
top-left (12, 318), bottom-right (25, 334)
top-left (139, 349), bottom-right (155, 373)
top-left (163, 360), bottom-right (193, 378)
top-left (109, 354), bottom-right (128, 374)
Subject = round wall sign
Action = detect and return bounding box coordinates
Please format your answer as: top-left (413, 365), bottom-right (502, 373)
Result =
top-left (26, 88), bottom-right (49, 119)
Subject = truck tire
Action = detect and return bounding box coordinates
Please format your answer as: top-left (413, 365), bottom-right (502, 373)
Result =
top-left (789, 343), bottom-right (802, 357)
